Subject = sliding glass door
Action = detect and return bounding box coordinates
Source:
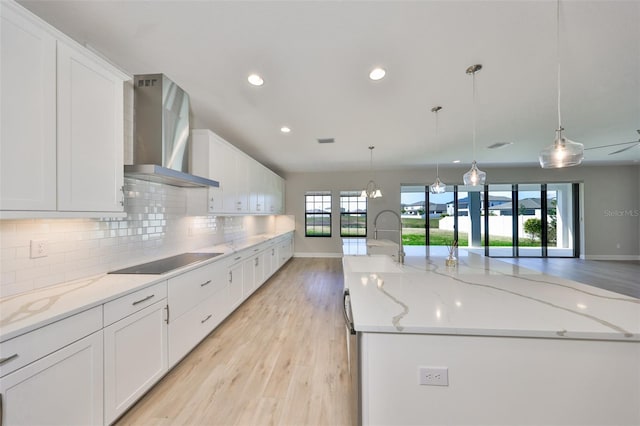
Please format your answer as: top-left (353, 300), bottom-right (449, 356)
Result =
top-left (401, 182), bottom-right (579, 258)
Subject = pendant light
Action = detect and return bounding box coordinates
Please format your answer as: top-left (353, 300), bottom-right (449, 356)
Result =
top-left (361, 146), bottom-right (382, 198)
top-left (463, 64), bottom-right (487, 186)
top-left (430, 106), bottom-right (446, 194)
top-left (539, 0), bottom-right (584, 168)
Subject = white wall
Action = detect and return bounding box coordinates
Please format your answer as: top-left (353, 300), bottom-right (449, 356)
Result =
top-left (284, 164), bottom-right (640, 259)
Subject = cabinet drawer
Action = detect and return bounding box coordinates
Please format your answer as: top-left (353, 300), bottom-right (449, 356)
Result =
top-left (168, 261), bottom-right (226, 320)
top-left (0, 305), bottom-right (102, 377)
top-left (167, 286), bottom-right (230, 367)
top-left (103, 281), bottom-right (167, 327)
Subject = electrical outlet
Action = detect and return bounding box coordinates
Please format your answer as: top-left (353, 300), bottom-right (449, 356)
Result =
top-left (419, 367), bottom-right (449, 386)
top-left (30, 239), bottom-right (48, 258)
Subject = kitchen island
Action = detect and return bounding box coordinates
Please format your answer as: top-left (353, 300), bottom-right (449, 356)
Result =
top-left (342, 245), bottom-right (640, 425)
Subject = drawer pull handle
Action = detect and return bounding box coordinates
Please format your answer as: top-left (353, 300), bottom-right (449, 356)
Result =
top-left (200, 280), bottom-right (212, 287)
top-left (0, 353), bottom-right (18, 365)
top-left (132, 294), bottom-right (155, 306)
top-left (234, 256), bottom-right (242, 261)
top-left (201, 314), bottom-right (212, 324)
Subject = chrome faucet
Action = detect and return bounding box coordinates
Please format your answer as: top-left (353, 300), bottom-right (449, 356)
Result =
top-left (373, 209), bottom-right (405, 264)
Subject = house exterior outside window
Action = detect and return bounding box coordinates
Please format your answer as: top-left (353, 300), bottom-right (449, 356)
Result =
top-left (305, 191), bottom-right (331, 237)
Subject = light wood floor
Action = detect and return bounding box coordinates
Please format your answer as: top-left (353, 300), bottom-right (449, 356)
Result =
top-left (116, 258), bottom-right (352, 426)
top-left (498, 258), bottom-right (640, 298)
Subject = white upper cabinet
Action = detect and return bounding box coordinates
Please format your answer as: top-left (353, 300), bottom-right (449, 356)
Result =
top-left (191, 129), bottom-right (284, 215)
top-left (0, 3), bottom-right (57, 211)
top-left (57, 42), bottom-right (124, 213)
top-left (0, 1), bottom-right (128, 218)
top-left (249, 161), bottom-right (266, 213)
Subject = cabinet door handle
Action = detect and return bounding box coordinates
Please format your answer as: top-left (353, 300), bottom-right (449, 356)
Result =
top-left (228, 271), bottom-right (233, 283)
top-left (165, 305), bottom-right (170, 324)
top-left (0, 353), bottom-right (18, 365)
top-left (255, 258), bottom-right (259, 266)
top-left (200, 280), bottom-right (212, 287)
top-left (120, 185), bottom-right (125, 206)
top-left (201, 314), bottom-right (212, 324)
top-left (132, 294), bottom-right (155, 306)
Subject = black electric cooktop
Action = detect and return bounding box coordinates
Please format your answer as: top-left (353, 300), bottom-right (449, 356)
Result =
top-left (109, 252), bottom-right (223, 275)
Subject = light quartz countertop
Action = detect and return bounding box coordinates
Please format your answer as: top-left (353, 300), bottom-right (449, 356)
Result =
top-left (0, 231), bottom-right (293, 342)
top-left (343, 244), bottom-right (640, 341)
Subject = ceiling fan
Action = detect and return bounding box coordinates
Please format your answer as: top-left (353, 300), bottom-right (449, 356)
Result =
top-left (584, 130), bottom-right (640, 155)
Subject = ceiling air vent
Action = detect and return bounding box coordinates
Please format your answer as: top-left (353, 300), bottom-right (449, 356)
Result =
top-left (317, 138), bottom-right (335, 144)
top-left (487, 142), bottom-right (514, 149)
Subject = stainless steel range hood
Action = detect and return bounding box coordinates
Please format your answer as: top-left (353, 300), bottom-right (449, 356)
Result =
top-left (125, 74), bottom-right (219, 188)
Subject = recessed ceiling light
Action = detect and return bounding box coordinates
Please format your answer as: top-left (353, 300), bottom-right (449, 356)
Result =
top-left (369, 67), bottom-right (386, 81)
top-left (280, 126), bottom-right (291, 133)
top-left (452, 160), bottom-right (461, 164)
top-left (247, 74), bottom-right (264, 86)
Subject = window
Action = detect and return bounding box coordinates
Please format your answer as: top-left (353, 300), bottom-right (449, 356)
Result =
top-left (340, 191), bottom-right (367, 237)
top-left (305, 191), bottom-right (331, 237)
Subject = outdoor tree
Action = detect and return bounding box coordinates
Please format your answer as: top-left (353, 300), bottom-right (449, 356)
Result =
top-left (524, 218), bottom-right (542, 241)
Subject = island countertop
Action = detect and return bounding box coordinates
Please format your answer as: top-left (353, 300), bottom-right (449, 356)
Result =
top-left (342, 247), bottom-right (640, 341)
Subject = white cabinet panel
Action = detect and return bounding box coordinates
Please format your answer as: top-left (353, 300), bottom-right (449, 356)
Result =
top-left (0, 1), bottom-right (126, 217)
top-left (167, 286), bottom-right (228, 368)
top-left (249, 162), bottom-right (266, 213)
top-left (103, 281), bottom-right (167, 327)
top-left (191, 129), bottom-right (284, 215)
top-left (0, 2), bottom-right (56, 211)
top-left (57, 42), bottom-right (124, 212)
top-left (0, 306), bottom-right (102, 377)
top-left (0, 330), bottom-right (104, 426)
top-left (168, 260), bottom-right (226, 321)
top-left (228, 260), bottom-right (243, 310)
top-left (104, 299), bottom-right (168, 425)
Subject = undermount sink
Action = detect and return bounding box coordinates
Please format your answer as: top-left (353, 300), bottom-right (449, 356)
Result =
top-left (342, 255), bottom-right (404, 274)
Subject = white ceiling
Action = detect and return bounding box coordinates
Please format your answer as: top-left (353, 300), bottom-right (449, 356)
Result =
top-left (19, 0), bottom-right (640, 174)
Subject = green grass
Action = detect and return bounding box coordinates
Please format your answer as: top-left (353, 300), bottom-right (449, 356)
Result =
top-left (402, 228), bottom-right (543, 247)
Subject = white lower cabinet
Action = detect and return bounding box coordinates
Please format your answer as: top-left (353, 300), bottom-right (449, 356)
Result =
top-left (167, 287), bottom-right (229, 368)
top-left (103, 299), bottom-right (168, 425)
top-left (167, 260), bottom-right (229, 367)
top-left (228, 259), bottom-right (244, 310)
top-left (0, 330), bottom-right (104, 426)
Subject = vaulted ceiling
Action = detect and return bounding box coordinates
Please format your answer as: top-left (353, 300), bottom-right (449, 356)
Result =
top-left (19, 0), bottom-right (640, 174)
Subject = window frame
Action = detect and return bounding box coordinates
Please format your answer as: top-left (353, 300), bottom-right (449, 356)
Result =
top-left (340, 191), bottom-right (367, 238)
top-left (304, 191), bottom-right (332, 237)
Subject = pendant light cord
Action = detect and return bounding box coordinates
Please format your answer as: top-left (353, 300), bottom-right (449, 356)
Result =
top-left (435, 110), bottom-right (440, 176)
top-left (556, 0), bottom-right (562, 130)
top-left (472, 70), bottom-right (477, 159)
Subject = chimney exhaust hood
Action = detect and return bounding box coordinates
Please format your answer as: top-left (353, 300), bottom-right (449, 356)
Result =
top-left (125, 74), bottom-right (219, 188)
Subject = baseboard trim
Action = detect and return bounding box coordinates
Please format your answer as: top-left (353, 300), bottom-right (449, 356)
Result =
top-left (582, 254), bottom-right (640, 261)
top-left (293, 252), bottom-right (343, 258)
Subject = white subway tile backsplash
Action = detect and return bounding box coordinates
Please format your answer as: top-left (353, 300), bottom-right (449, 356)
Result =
top-left (0, 177), bottom-right (283, 298)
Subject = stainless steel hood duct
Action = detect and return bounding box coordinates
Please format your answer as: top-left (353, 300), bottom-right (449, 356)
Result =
top-left (125, 74), bottom-right (219, 188)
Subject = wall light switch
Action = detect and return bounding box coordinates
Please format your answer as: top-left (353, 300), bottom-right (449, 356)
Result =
top-left (419, 367), bottom-right (449, 386)
top-left (30, 239), bottom-right (48, 258)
